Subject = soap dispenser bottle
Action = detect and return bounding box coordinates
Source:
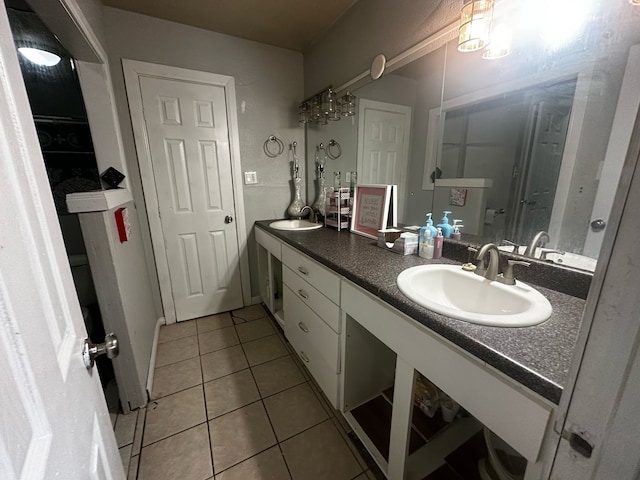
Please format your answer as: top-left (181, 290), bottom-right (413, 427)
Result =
top-left (452, 220), bottom-right (463, 240)
top-left (433, 228), bottom-right (443, 259)
top-left (437, 211), bottom-right (454, 238)
top-left (419, 213), bottom-right (438, 259)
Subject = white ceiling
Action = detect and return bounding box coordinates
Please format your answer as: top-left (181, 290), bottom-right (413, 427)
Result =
top-left (100, 0), bottom-right (358, 52)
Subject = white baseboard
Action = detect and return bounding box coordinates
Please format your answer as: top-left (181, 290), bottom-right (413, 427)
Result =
top-left (250, 295), bottom-right (263, 305)
top-left (146, 316), bottom-right (165, 397)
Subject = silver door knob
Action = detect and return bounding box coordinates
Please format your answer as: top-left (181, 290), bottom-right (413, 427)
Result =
top-left (224, 215), bottom-right (233, 224)
top-left (590, 219), bottom-right (606, 231)
top-left (83, 333), bottom-right (119, 369)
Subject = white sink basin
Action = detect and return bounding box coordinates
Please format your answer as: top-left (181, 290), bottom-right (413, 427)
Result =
top-left (269, 219), bottom-right (322, 231)
top-left (397, 265), bottom-right (552, 327)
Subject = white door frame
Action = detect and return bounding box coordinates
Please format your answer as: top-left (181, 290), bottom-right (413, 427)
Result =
top-left (123, 59), bottom-right (251, 324)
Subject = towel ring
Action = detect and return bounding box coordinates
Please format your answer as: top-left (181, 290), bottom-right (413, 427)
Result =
top-left (326, 139), bottom-right (342, 160)
top-left (264, 135), bottom-right (284, 158)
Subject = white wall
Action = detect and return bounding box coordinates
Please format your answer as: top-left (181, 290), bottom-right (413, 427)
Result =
top-left (103, 7), bottom-right (305, 303)
top-left (304, 0), bottom-right (458, 96)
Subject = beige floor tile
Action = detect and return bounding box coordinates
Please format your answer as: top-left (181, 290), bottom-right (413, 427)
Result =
top-left (155, 335), bottom-right (199, 367)
top-left (264, 383), bottom-right (329, 441)
top-left (331, 417), bottom-right (369, 471)
top-left (143, 386), bottom-right (206, 446)
top-left (231, 304), bottom-right (268, 322)
top-left (308, 379), bottom-right (336, 418)
top-left (203, 369), bottom-right (260, 419)
top-left (198, 326), bottom-right (239, 355)
top-left (114, 410), bottom-right (138, 448)
top-left (215, 446), bottom-right (291, 480)
top-left (152, 356), bottom-right (202, 399)
top-left (200, 345), bottom-right (248, 382)
top-left (242, 334), bottom-right (288, 366)
top-left (127, 455), bottom-right (139, 480)
top-left (353, 474), bottom-right (369, 480)
top-left (281, 420), bottom-right (362, 480)
top-left (235, 318), bottom-right (276, 343)
top-left (251, 356), bottom-right (305, 397)
top-left (209, 401), bottom-right (277, 472)
top-left (138, 424), bottom-right (212, 480)
top-left (119, 443), bottom-right (132, 475)
top-left (158, 320), bottom-right (197, 344)
top-left (132, 407), bottom-right (146, 456)
top-left (197, 312), bottom-right (233, 334)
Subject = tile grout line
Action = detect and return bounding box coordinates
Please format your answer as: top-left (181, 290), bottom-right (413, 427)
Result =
top-left (197, 342), bottom-right (215, 479)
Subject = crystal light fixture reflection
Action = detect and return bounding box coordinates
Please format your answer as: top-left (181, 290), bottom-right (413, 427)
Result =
top-left (630, 0), bottom-right (640, 6)
top-left (298, 88), bottom-right (356, 125)
top-left (18, 47), bottom-right (61, 66)
top-left (482, 23), bottom-right (511, 59)
top-left (458, 0), bottom-right (495, 52)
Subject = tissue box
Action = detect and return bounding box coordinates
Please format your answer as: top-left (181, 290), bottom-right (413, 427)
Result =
top-left (377, 229), bottom-right (418, 255)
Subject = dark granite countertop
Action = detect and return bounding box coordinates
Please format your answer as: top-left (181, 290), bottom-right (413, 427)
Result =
top-left (255, 221), bottom-right (586, 404)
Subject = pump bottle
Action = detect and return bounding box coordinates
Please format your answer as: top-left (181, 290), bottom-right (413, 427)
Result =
top-left (433, 228), bottom-right (444, 259)
top-left (437, 211), bottom-right (454, 238)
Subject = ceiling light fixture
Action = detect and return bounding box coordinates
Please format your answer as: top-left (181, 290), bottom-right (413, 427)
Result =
top-left (458, 0), bottom-right (494, 52)
top-left (18, 47), bottom-right (61, 66)
top-left (482, 22), bottom-right (511, 59)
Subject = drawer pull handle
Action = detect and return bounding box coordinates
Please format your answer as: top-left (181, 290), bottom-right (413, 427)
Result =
top-left (297, 266), bottom-right (309, 275)
top-left (298, 321), bottom-right (309, 333)
top-left (298, 289), bottom-right (309, 299)
top-left (299, 351), bottom-right (310, 363)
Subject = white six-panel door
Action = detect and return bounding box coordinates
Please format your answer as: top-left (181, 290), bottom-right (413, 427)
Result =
top-left (357, 99), bottom-right (412, 222)
top-left (125, 62), bottom-right (245, 322)
top-left (0, 5), bottom-right (122, 479)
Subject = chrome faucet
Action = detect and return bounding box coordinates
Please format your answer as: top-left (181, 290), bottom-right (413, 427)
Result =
top-left (524, 231), bottom-right (550, 257)
top-left (300, 205), bottom-right (317, 223)
top-left (474, 243), bottom-right (501, 281)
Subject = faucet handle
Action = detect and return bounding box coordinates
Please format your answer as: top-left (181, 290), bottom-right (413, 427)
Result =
top-left (539, 248), bottom-right (565, 261)
top-left (500, 239), bottom-right (521, 254)
top-left (500, 260), bottom-right (530, 285)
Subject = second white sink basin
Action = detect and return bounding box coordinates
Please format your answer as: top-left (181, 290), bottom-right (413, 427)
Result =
top-left (269, 219), bottom-right (322, 231)
top-left (397, 265), bottom-right (552, 327)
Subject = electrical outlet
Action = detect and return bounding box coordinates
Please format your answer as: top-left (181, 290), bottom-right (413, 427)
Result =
top-left (244, 171), bottom-right (258, 185)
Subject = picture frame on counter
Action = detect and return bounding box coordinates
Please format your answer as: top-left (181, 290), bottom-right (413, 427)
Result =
top-left (350, 184), bottom-right (397, 239)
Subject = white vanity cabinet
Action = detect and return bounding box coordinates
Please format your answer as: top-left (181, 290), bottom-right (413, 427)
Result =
top-left (341, 281), bottom-right (554, 480)
top-left (282, 244), bottom-right (342, 408)
top-left (255, 228), bottom-right (284, 327)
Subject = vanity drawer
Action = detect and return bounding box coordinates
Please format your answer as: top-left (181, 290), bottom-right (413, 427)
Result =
top-left (283, 265), bottom-right (340, 333)
top-left (282, 244), bottom-right (340, 304)
top-left (256, 228), bottom-right (282, 260)
top-left (284, 285), bottom-right (340, 407)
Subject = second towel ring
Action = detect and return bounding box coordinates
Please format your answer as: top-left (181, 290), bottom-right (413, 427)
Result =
top-left (326, 139), bottom-right (342, 160)
top-left (264, 135), bottom-right (285, 158)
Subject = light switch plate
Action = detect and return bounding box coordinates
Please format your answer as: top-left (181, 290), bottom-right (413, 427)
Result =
top-left (244, 171), bottom-right (258, 185)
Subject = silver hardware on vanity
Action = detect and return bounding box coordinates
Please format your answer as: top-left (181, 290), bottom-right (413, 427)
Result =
top-left (299, 351), bottom-right (310, 363)
top-left (297, 266), bottom-right (309, 275)
top-left (590, 218), bottom-right (606, 232)
top-left (300, 205), bottom-right (317, 223)
top-left (83, 333), bottom-right (119, 369)
top-left (499, 260), bottom-right (531, 285)
top-left (263, 135), bottom-right (284, 157)
top-left (297, 289), bottom-right (309, 299)
top-left (474, 243), bottom-right (501, 281)
top-left (524, 231), bottom-right (550, 257)
top-left (298, 321), bottom-right (309, 333)
top-left (500, 239), bottom-right (522, 253)
top-left (539, 248), bottom-right (565, 261)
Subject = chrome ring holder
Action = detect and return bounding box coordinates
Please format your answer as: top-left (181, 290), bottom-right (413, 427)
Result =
top-left (326, 139), bottom-right (342, 159)
top-left (263, 135), bottom-right (285, 158)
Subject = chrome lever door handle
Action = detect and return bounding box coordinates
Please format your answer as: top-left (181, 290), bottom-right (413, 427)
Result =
top-left (83, 333), bottom-right (119, 369)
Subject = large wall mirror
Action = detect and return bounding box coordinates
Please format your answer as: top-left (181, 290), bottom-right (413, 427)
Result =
top-left (305, 1), bottom-right (640, 273)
